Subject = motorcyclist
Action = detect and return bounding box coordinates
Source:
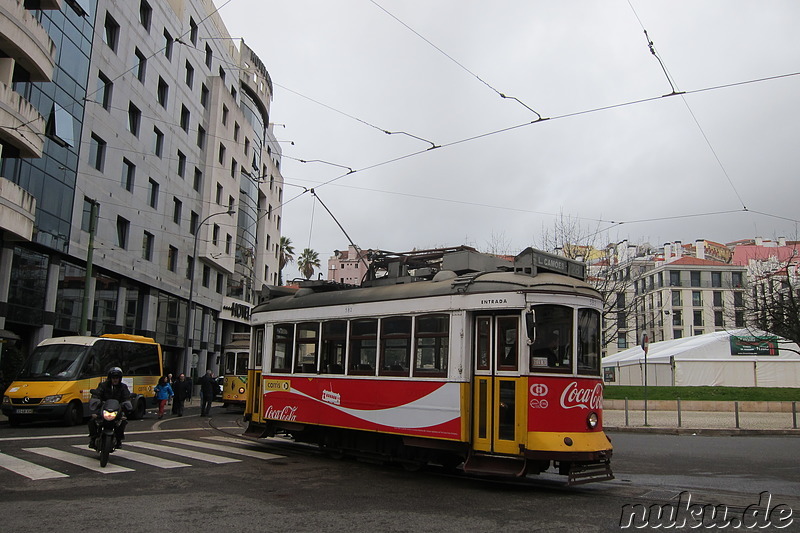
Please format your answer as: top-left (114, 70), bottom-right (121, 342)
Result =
top-left (88, 367), bottom-right (132, 449)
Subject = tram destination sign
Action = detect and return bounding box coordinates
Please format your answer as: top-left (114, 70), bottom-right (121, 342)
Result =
top-left (729, 335), bottom-right (780, 356)
top-left (529, 249), bottom-right (585, 279)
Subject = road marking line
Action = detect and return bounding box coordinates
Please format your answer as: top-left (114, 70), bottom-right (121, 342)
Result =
top-left (125, 442), bottom-right (241, 464)
top-left (0, 452), bottom-right (69, 480)
top-left (166, 438), bottom-right (283, 460)
top-left (70, 445), bottom-right (190, 469)
top-left (24, 447), bottom-right (133, 474)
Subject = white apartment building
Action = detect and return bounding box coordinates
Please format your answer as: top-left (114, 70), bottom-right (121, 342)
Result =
top-left (0, 0), bottom-right (284, 378)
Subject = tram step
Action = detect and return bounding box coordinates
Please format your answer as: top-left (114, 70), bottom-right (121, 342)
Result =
top-left (462, 454), bottom-right (527, 477)
top-left (242, 422), bottom-right (270, 439)
top-left (567, 461), bottom-right (614, 486)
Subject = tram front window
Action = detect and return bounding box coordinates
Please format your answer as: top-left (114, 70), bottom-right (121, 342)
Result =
top-left (529, 304), bottom-right (573, 373)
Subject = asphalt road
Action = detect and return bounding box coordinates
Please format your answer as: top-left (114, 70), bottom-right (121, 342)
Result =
top-left (0, 406), bottom-right (798, 533)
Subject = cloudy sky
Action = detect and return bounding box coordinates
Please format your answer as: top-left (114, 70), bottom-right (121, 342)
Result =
top-left (212, 1), bottom-right (800, 279)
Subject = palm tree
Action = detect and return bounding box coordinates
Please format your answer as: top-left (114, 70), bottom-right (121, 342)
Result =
top-left (297, 248), bottom-right (321, 280)
top-left (278, 236), bottom-right (295, 285)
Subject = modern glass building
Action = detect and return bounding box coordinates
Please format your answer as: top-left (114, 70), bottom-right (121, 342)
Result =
top-left (0, 0), bottom-right (284, 379)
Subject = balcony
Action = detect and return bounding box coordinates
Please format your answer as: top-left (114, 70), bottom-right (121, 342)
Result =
top-left (0, 0), bottom-right (58, 81)
top-left (0, 82), bottom-right (46, 157)
top-left (0, 176), bottom-right (36, 241)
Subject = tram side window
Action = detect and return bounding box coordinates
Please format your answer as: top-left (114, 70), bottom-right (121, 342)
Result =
top-left (475, 317), bottom-right (491, 371)
top-left (497, 316), bottom-right (519, 370)
top-left (295, 322), bottom-right (320, 373)
top-left (380, 316), bottom-right (412, 375)
top-left (529, 305), bottom-right (573, 373)
top-left (224, 352), bottom-right (236, 375)
top-left (272, 324), bottom-right (294, 373)
top-left (253, 326), bottom-right (264, 367)
top-left (414, 314), bottom-right (449, 377)
top-left (577, 309), bottom-right (601, 375)
top-left (321, 320), bottom-right (346, 374)
top-left (349, 319), bottom-right (377, 375)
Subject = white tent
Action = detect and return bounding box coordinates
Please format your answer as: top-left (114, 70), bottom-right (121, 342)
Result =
top-left (602, 329), bottom-right (800, 387)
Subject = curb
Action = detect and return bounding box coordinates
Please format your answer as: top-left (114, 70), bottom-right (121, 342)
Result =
top-left (605, 426), bottom-right (800, 436)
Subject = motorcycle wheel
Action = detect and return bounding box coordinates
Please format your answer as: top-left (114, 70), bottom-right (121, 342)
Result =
top-left (100, 434), bottom-right (112, 467)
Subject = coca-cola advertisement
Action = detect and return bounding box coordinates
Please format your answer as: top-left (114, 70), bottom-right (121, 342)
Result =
top-left (527, 377), bottom-right (604, 432)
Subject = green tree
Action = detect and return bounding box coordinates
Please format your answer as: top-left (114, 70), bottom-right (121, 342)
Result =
top-left (278, 236), bottom-right (295, 285)
top-left (298, 248), bottom-right (321, 280)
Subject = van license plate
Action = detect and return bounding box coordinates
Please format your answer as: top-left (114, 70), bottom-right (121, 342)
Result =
top-left (15, 409), bottom-right (33, 414)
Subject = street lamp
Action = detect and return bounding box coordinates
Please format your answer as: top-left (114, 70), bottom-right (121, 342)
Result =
top-left (181, 208), bottom-right (235, 377)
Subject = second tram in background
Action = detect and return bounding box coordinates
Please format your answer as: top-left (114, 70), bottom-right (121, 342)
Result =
top-left (221, 333), bottom-right (249, 408)
top-left (243, 247), bottom-right (613, 485)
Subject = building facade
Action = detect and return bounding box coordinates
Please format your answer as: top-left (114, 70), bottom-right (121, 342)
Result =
top-left (0, 0), bottom-right (284, 379)
top-left (327, 245), bottom-right (372, 286)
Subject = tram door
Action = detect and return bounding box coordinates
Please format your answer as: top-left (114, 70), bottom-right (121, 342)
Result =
top-left (472, 314), bottom-right (525, 454)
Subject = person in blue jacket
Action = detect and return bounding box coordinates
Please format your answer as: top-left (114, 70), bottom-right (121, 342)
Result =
top-left (154, 375), bottom-right (174, 419)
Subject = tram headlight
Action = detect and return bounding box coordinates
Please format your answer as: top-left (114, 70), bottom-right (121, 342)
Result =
top-left (587, 411), bottom-right (599, 429)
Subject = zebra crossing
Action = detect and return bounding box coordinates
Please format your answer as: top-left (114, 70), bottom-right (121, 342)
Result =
top-left (0, 436), bottom-right (283, 480)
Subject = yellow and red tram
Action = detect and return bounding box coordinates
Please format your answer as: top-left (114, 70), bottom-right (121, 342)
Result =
top-left (244, 247), bottom-right (613, 484)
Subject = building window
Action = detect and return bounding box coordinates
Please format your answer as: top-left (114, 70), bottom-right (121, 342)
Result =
top-left (153, 127), bottom-right (164, 157)
top-left (193, 168), bottom-right (202, 191)
top-left (216, 183), bottom-right (223, 204)
top-left (673, 329), bottom-right (683, 339)
top-left (216, 272), bottom-right (224, 294)
top-left (221, 105), bottom-right (229, 126)
top-left (711, 271), bottom-right (722, 288)
top-left (173, 197), bottom-right (182, 225)
top-left (732, 272), bottom-right (743, 288)
top-left (226, 234), bottom-right (232, 254)
top-left (205, 44), bottom-right (213, 69)
top-left (185, 61), bottom-right (194, 88)
top-left (157, 77), bottom-right (169, 108)
top-left (617, 311), bottom-right (627, 329)
top-left (116, 216), bottom-right (129, 249)
top-left (180, 105), bottom-right (190, 132)
top-left (692, 291), bottom-right (702, 307)
top-left (672, 309), bottom-right (682, 326)
top-left (713, 291), bottom-right (723, 307)
top-left (142, 231), bottom-right (154, 261)
top-left (167, 245), bottom-right (178, 272)
top-left (235, 123), bottom-right (241, 142)
top-left (219, 66), bottom-right (226, 83)
top-left (186, 256), bottom-right (194, 280)
top-left (189, 211), bottom-right (199, 235)
top-left (148, 178), bottom-right (159, 208)
top-left (690, 271), bottom-right (701, 287)
top-left (121, 158), bottom-right (135, 192)
top-left (693, 310), bottom-right (703, 326)
top-left (189, 17), bottom-right (199, 45)
top-left (163, 29), bottom-right (173, 60)
top-left (135, 48), bottom-right (147, 82)
top-left (218, 143), bottom-right (226, 165)
top-left (97, 72), bottom-right (112, 110)
top-left (177, 151), bottom-right (186, 178)
top-left (228, 195), bottom-right (235, 212)
top-left (127, 102), bottom-right (141, 136)
top-left (200, 84), bottom-right (209, 108)
top-left (202, 265), bottom-right (210, 288)
top-left (669, 270), bottom-right (681, 287)
top-left (230, 159), bottom-right (237, 179)
top-left (139, 0), bottom-right (152, 31)
top-left (617, 336), bottom-right (628, 349)
top-left (735, 310), bottom-right (745, 327)
top-left (671, 290), bottom-right (681, 306)
top-left (197, 126), bottom-right (206, 149)
top-left (212, 224), bottom-right (219, 246)
top-left (103, 12), bottom-right (119, 52)
top-left (733, 292), bottom-right (744, 308)
top-left (89, 133), bottom-right (106, 171)
top-left (714, 310), bottom-right (724, 327)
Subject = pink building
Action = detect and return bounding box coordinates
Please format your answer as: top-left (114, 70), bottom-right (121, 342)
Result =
top-left (327, 245), bottom-right (372, 286)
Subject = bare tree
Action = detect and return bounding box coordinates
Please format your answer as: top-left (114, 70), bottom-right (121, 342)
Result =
top-left (744, 249), bottom-right (800, 350)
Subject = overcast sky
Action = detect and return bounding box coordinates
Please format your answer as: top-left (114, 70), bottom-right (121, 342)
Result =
top-left (212, 1), bottom-right (800, 279)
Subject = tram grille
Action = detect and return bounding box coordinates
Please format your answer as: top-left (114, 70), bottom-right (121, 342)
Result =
top-left (567, 461), bottom-right (614, 485)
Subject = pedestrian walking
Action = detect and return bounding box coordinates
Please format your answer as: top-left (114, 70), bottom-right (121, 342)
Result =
top-left (199, 369), bottom-right (215, 417)
top-left (154, 375), bottom-right (174, 419)
top-left (172, 373), bottom-right (192, 416)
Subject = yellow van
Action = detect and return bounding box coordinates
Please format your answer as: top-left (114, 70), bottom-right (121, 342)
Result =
top-left (1, 334), bottom-right (163, 426)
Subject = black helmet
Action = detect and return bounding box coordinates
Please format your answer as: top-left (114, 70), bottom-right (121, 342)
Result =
top-left (108, 367), bottom-right (123, 380)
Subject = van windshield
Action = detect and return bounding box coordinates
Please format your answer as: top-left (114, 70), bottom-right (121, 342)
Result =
top-left (16, 344), bottom-right (89, 380)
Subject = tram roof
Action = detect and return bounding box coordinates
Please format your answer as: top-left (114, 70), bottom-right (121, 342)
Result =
top-left (253, 270), bottom-right (599, 314)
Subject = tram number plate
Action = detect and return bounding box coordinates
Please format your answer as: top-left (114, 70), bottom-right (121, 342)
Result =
top-left (15, 409), bottom-right (33, 414)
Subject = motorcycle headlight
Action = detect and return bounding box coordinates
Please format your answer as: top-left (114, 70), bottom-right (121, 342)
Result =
top-left (2, 396), bottom-right (9, 405)
top-left (42, 394), bottom-right (63, 404)
top-left (587, 411), bottom-right (599, 429)
top-left (102, 409), bottom-right (118, 421)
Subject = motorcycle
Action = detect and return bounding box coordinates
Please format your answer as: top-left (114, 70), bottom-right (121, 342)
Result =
top-left (89, 390), bottom-right (130, 467)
